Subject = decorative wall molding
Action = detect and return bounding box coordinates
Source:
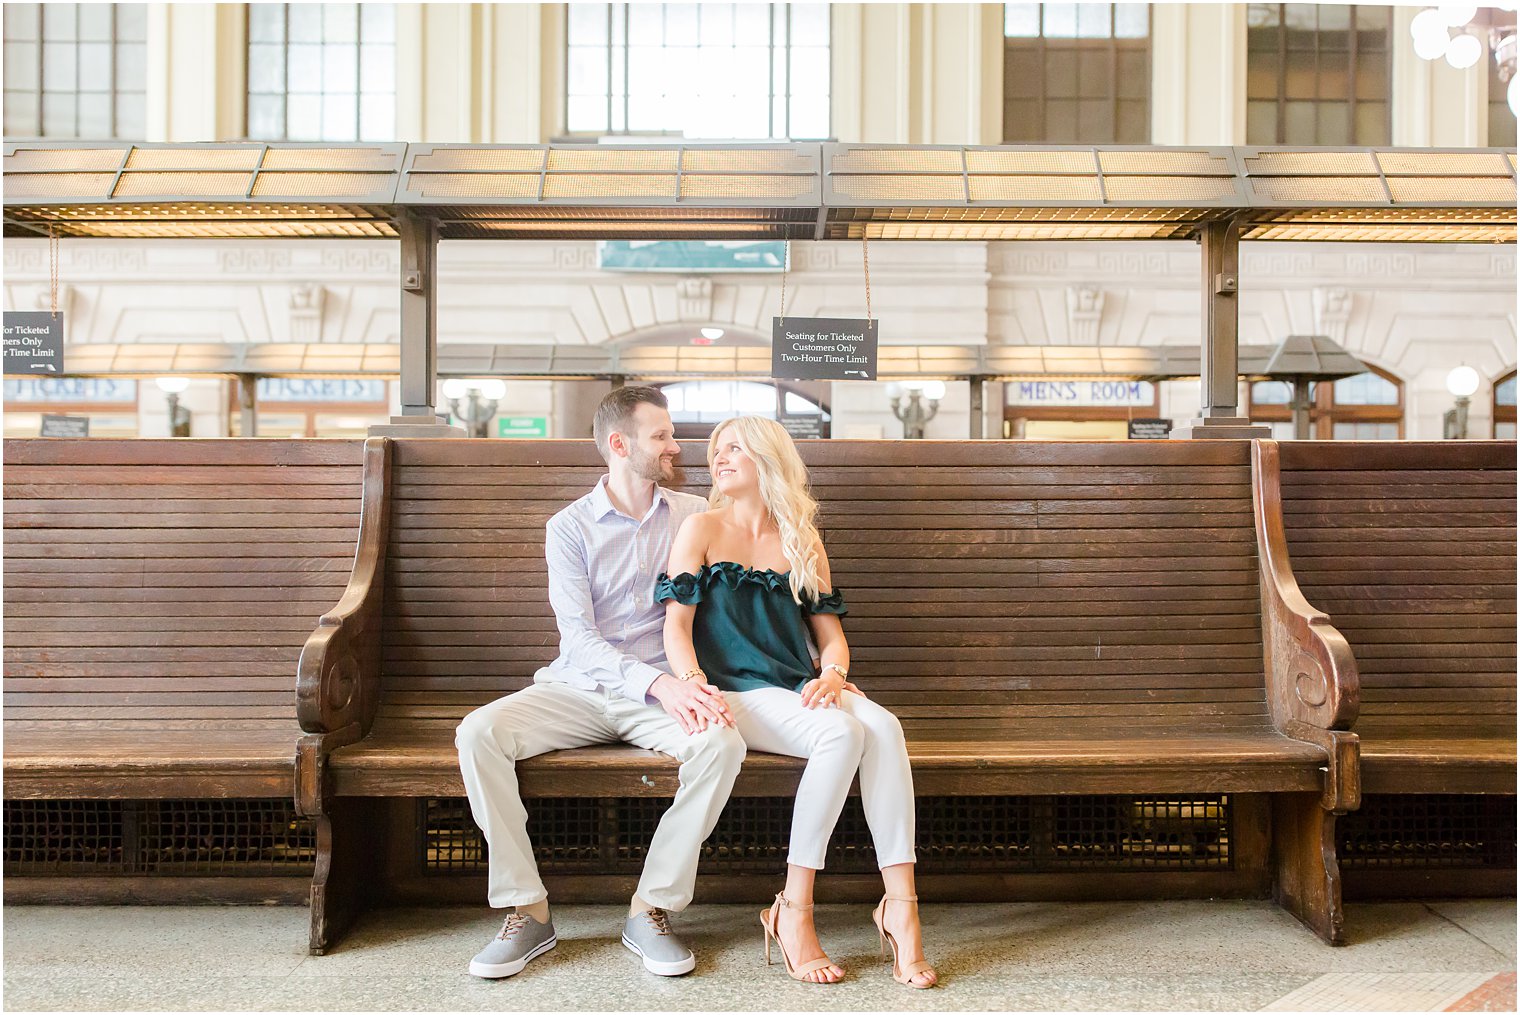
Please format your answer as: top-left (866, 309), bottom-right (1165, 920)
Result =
top-left (675, 277), bottom-right (712, 321)
top-left (1312, 287), bottom-right (1353, 344)
top-left (219, 249), bottom-right (293, 274)
top-left (1066, 285), bottom-right (1106, 344)
top-left (288, 284), bottom-right (326, 344)
top-left (319, 248), bottom-right (396, 274)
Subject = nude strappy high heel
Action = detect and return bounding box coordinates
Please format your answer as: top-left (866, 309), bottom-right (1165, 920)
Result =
top-left (871, 894), bottom-right (937, 989)
top-left (759, 893), bottom-right (840, 983)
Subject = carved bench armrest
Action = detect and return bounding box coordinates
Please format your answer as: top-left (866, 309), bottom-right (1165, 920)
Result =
top-left (1283, 721), bottom-right (1361, 813)
top-left (1252, 440), bottom-right (1362, 809)
top-left (296, 438), bottom-right (391, 741)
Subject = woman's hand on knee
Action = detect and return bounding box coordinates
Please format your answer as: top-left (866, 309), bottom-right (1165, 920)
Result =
top-left (799, 673), bottom-right (847, 709)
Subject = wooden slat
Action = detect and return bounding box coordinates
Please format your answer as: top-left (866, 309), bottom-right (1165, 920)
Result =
top-left (3, 438), bottom-right (365, 786)
top-left (1277, 442), bottom-right (1517, 790)
top-left (3, 437), bottom-right (364, 467)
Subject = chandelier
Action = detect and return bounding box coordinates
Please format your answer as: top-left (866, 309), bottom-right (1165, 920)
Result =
top-left (1410, 3), bottom-right (1520, 116)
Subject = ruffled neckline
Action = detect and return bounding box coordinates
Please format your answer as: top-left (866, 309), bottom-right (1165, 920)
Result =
top-left (655, 561), bottom-right (845, 614)
top-left (678, 561), bottom-right (792, 592)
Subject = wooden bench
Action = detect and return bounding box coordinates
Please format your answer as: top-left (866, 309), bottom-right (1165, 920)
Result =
top-left (3, 438), bottom-right (365, 900)
top-left (1269, 440), bottom-right (1517, 896)
top-left (297, 438), bottom-right (1355, 953)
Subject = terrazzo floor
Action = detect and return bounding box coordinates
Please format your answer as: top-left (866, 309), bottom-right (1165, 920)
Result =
top-left (3, 899), bottom-right (1513, 1012)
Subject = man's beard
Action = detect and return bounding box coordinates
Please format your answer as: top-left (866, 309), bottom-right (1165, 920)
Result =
top-left (629, 446), bottom-right (684, 488)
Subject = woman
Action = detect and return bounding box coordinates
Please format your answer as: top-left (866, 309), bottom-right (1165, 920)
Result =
top-left (656, 416), bottom-right (936, 988)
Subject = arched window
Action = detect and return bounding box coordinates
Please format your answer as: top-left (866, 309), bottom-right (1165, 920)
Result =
top-left (656, 379), bottom-right (830, 440)
top-left (1247, 366), bottom-right (1403, 439)
top-left (1495, 370), bottom-right (1516, 439)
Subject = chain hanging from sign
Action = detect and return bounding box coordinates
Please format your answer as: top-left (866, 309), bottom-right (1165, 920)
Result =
top-left (777, 240), bottom-right (792, 323)
top-left (49, 225), bottom-right (61, 319)
top-left (862, 231), bottom-right (872, 322)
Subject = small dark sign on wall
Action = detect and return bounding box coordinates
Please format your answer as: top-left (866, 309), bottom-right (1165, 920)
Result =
top-left (781, 415), bottom-right (826, 440)
top-left (1128, 417), bottom-right (1174, 440)
top-left (772, 317), bottom-right (877, 382)
top-left (40, 414), bottom-right (90, 437)
top-left (3, 312), bottom-right (65, 375)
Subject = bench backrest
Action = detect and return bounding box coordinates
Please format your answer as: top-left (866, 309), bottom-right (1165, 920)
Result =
top-left (3, 439), bottom-right (365, 736)
top-left (377, 439), bottom-right (1270, 741)
top-left (1276, 441), bottom-right (1517, 739)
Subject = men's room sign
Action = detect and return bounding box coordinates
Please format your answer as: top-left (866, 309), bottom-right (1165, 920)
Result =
top-left (772, 317), bottom-right (878, 382)
top-left (3, 312), bottom-right (64, 374)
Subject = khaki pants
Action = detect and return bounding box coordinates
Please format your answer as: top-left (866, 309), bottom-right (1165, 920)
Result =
top-left (456, 682), bottom-right (745, 910)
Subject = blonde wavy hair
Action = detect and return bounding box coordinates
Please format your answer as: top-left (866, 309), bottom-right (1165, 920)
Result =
top-left (706, 415), bottom-right (823, 604)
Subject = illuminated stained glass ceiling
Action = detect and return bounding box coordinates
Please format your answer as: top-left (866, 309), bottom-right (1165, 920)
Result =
top-left (3, 141), bottom-right (1514, 243)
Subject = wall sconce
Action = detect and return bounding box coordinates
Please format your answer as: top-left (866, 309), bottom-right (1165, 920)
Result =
top-left (1444, 366), bottom-right (1481, 439)
top-left (887, 380), bottom-right (946, 439)
top-left (442, 378), bottom-right (507, 438)
top-left (154, 376), bottom-right (192, 437)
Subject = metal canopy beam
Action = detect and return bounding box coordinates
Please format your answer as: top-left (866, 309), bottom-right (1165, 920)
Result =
top-left (5, 142), bottom-right (1514, 242)
top-left (11, 341), bottom-right (1362, 383)
top-left (4, 141), bottom-right (1512, 439)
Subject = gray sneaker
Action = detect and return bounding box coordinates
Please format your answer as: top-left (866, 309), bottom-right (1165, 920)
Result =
top-left (621, 908), bottom-right (696, 976)
top-left (468, 911), bottom-right (558, 979)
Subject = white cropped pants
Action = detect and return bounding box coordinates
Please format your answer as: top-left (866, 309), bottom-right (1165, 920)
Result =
top-left (456, 682), bottom-right (745, 911)
top-left (726, 685), bottom-right (917, 871)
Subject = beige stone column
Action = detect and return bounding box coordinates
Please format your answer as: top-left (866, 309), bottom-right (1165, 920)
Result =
top-left (1391, 6), bottom-right (1487, 146)
top-left (1150, 3), bottom-right (1247, 145)
top-left (147, 3), bottom-right (246, 141)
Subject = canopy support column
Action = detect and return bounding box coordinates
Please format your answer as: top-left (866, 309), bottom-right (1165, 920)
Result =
top-left (1174, 218), bottom-right (1268, 440)
top-left (371, 210), bottom-right (463, 437)
top-left (969, 375), bottom-right (988, 439)
top-left (236, 373), bottom-right (258, 438)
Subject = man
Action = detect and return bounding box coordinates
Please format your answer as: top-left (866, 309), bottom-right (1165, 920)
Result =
top-left (456, 386), bottom-right (743, 980)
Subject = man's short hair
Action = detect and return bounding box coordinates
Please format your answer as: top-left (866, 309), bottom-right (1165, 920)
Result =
top-left (592, 385), bottom-right (668, 461)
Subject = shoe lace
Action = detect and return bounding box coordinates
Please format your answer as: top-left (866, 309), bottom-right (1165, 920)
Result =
top-left (496, 912), bottom-right (530, 941)
top-left (644, 908), bottom-right (672, 936)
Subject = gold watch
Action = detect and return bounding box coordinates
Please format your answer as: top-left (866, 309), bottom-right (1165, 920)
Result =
top-left (822, 663), bottom-right (848, 680)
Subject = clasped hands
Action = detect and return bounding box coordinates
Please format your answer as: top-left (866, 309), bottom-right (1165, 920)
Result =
top-left (650, 672), bottom-right (734, 735)
top-left (652, 669), bottom-right (868, 735)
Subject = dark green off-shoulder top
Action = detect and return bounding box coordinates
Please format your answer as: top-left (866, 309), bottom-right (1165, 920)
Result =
top-left (654, 561), bottom-right (847, 693)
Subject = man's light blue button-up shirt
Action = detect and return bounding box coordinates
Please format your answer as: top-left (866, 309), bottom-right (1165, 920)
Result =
top-left (534, 475), bottom-right (708, 705)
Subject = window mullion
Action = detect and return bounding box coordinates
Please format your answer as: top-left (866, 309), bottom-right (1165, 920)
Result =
top-left (283, 4), bottom-right (291, 139)
top-left (354, 3), bottom-right (362, 140)
top-left (1277, 5), bottom-right (1287, 143)
top-left (36, 13), bottom-right (45, 135)
top-left (784, 4), bottom-right (792, 140)
top-left (110, 4), bottom-right (118, 136)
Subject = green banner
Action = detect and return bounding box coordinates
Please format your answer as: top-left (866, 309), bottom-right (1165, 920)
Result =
top-left (498, 415), bottom-right (548, 438)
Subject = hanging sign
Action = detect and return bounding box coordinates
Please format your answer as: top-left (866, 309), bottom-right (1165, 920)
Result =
top-left (40, 414), bottom-right (90, 437)
top-left (3, 312), bottom-right (65, 375)
top-left (1127, 418), bottom-right (1173, 440)
top-left (771, 317), bottom-right (877, 382)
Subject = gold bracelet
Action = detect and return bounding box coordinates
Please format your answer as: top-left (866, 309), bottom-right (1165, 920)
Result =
top-left (680, 668), bottom-right (706, 683)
